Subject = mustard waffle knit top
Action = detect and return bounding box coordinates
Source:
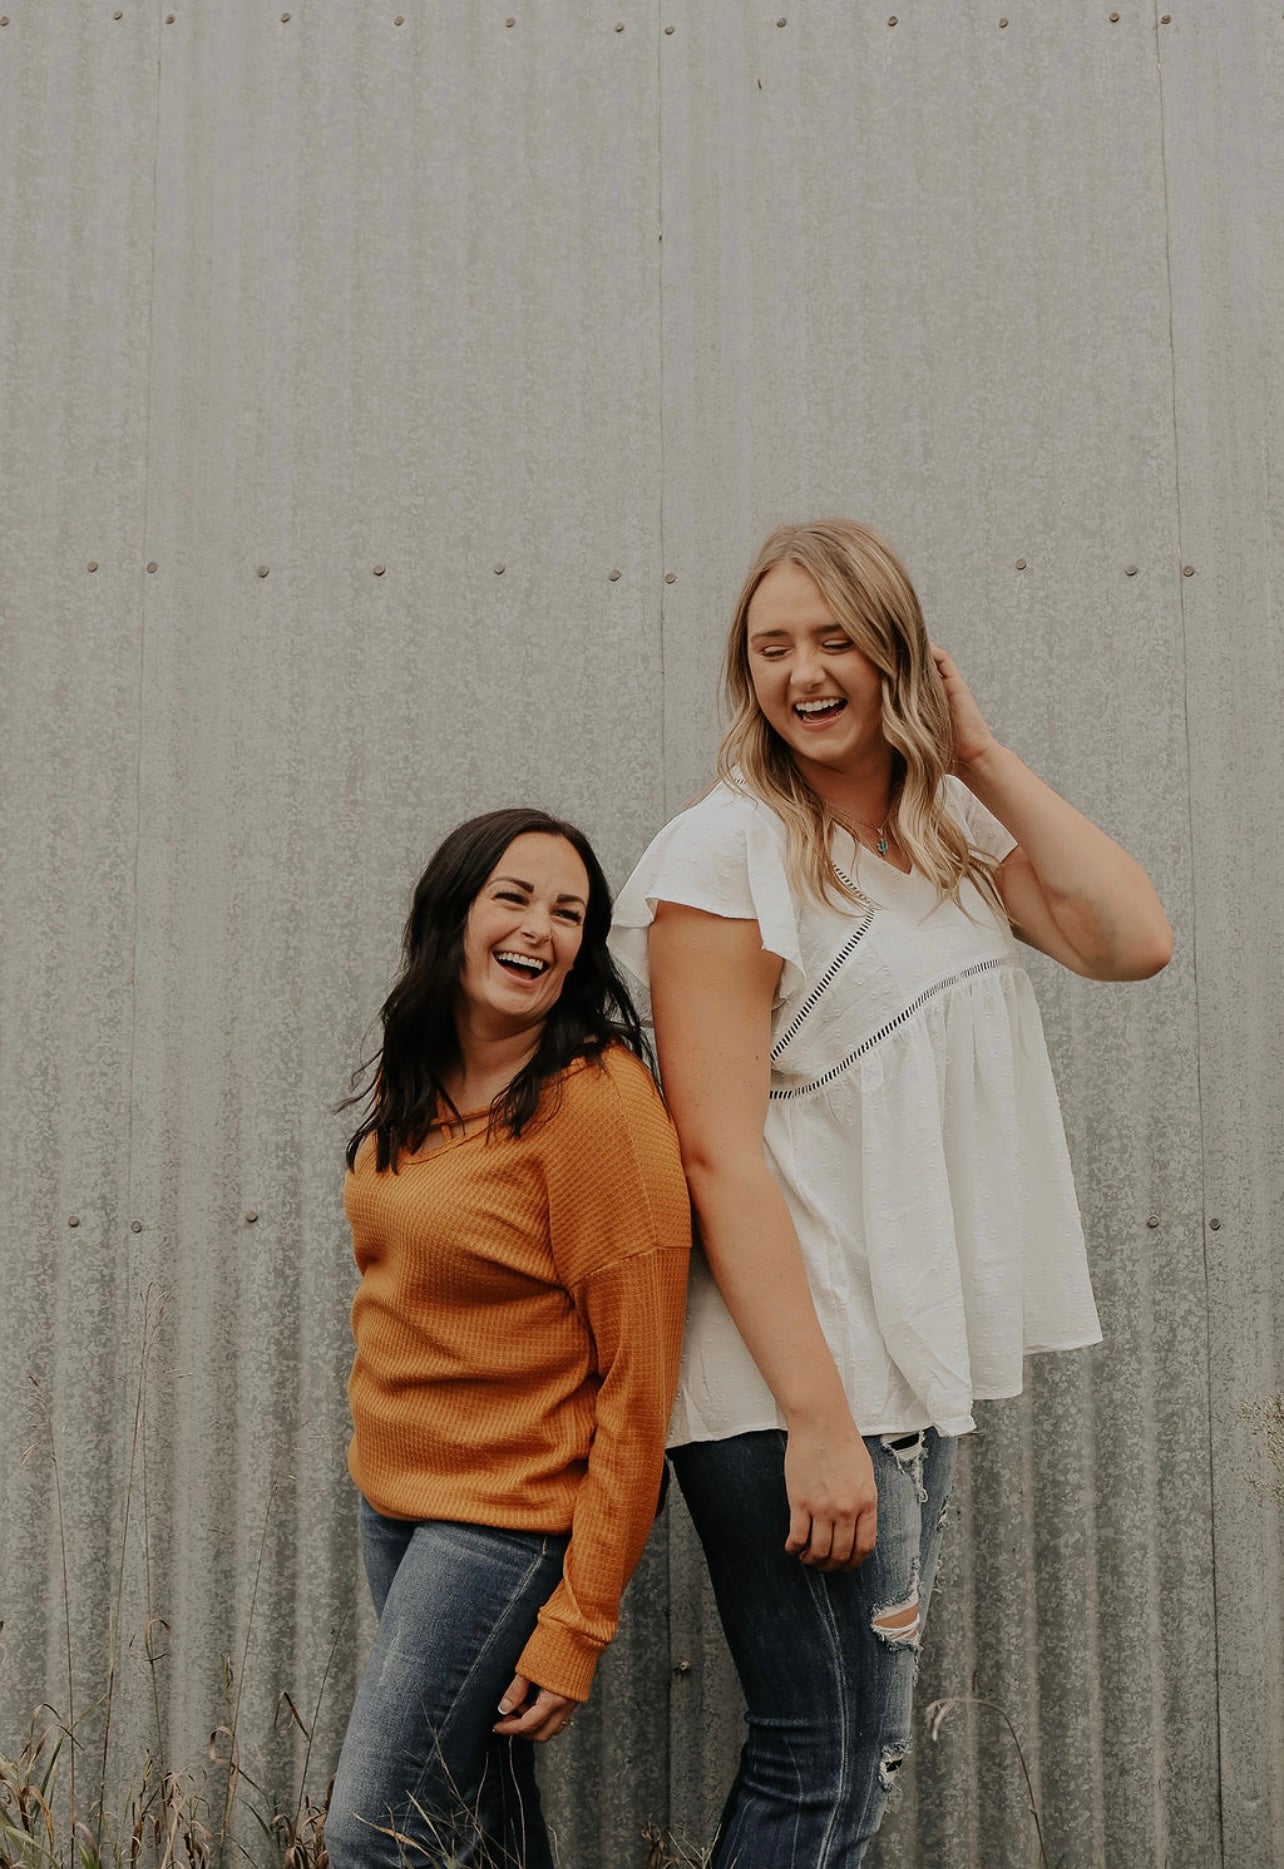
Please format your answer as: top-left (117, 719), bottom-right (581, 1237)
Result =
top-left (345, 1045), bottom-right (691, 1702)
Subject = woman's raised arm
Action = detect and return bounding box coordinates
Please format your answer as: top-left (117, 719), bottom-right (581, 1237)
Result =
top-left (933, 645), bottom-right (1174, 981)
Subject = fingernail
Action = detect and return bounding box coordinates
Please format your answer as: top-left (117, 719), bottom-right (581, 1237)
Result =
top-left (497, 1701), bottom-right (513, 1714)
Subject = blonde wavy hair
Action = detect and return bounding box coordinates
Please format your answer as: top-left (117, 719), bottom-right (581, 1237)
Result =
top-left (718, 518), bottom-right (1003, 914)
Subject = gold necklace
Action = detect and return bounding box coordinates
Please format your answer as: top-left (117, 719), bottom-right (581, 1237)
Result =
top-left (832, 808), bottom-right (891, 858)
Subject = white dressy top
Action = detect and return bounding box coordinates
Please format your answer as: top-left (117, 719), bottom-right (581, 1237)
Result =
top-left (609, 778), bottom-right (1101, 1443)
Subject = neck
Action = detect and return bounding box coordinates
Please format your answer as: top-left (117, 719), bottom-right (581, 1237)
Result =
top-left (795, 744), bottom-right (896, 827)
top-left (448, 1015), bottom-right (543, 1111)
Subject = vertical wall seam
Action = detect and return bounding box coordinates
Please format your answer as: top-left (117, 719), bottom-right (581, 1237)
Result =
top-left (655, 0), bottom-right (669, 820)
top-left (122, 13), bottom-right (168, 1322)
top-left (1151, 7), bottom-right (1225, 1861)
top-left (654, 7), bottom-right (674, 1840)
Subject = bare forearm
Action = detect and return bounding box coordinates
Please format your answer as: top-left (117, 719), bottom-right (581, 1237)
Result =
top-left (962, 741), bottom-right (1172, 978)
top-left (686, 1152), bottom-right (850, 1427)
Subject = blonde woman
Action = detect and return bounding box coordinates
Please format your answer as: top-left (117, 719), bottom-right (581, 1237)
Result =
top-left (609, 520), bottom-right (1172, 1865)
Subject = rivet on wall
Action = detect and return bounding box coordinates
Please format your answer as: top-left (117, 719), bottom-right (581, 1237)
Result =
top-left (888, 16), bottom-right (898, 27)
top-left (665, 571), bottom-right (677, 584)
top-left (1208, 1217), bottom-right (1222, 1231)
top-left (776, 17), bottom-right (787, 26)
top-left (373, 564), bottom-right (386, 577)
top-left (87, 561), bottom-right (98, 573)
top-left (280, 11), bottom-right (290, 22)
top-left (608, 569), bottom-right (622, 581)
top-left (1108, 9), bottom-right (1119, 19)
top-left (113, 9), bottom-right (123, 19)
top-left (130, 1220), bottom-right (143, 1234)
top-left (395, 13), bottom-right (404, 22)
top-left (506, 15), bottom-right (516, 26)
top-left (664, 23), bottom-right (675, 34)
top-left (256, 564), bottom-right (270, 578)
top-left (245, 1209), bottom-right (259, 1225)
top-left (146, 561), bottom-right (158, 573)
top-left (68, 1216), bottom-right (81, 1228)
top-left (1015, 558), bottom-right (1027, 571)
top-left (1160, 11), bottom-right (1172, 19)
top-left (1146, 1214), bottom-right (1160, 1228)
top-left (0, 16), bottom-right (9, 24)
top-left (999, 16), bottom-right (1009, 26)
top-left (166, 12), bottom-right (175, 21)
top-left (493, 563), bottom-right (506, 575)
top-left (1124, 564), bottom-right (1138, 577)
top-left (1182, 564), bottom-right (1196, 576)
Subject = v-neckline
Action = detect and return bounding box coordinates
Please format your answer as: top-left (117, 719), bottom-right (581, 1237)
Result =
top-left (832, 824), bottom-right (916, 883)
top-left (404, 1105), bottom-right (491, 1163)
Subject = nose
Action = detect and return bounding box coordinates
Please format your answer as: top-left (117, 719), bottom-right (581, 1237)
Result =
top-left (520, 901), bottom-right (553, 946)
top-left (791, 643), bottom-right (825, 690)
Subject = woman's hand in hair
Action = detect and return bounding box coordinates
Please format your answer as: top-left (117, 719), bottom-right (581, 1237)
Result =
top-left (930, 644), bottom-right (998, 769)
top-left (493, 1674), bottom-right (579, 1743)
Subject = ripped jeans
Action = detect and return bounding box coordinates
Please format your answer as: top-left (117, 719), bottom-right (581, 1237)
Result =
top-left (670, 1426), bottom-right (957, 1868)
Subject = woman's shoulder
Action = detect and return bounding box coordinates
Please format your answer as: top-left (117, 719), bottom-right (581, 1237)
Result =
top-left (610, 781), bottom-right (802, 993)
top-left (662, 778), bottom-right (787, 845)
top-left (551, 1047), bottom-right (679, 1163)
top-left (615, 780), bottom-right (789, 907)
top-left (560, 1044), bottom-right (662, 1115)
top-left (938, 774), bottom-right (1017, 863)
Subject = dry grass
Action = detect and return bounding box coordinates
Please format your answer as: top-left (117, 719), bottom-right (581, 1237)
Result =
top-left (2, 1290), bottom-right (710, 1869)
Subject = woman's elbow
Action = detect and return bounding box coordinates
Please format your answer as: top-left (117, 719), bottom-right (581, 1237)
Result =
top-left (1103, 917), bottom-right (1174, 981)
top-left (680, 1146), bottom-right (766, 1208)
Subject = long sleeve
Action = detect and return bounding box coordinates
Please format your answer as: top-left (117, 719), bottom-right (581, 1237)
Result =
top-left (516, 1055), bottom-right (691, 1700)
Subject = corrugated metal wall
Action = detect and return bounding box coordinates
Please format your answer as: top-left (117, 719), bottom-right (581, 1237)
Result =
top-left (1, 5), bottom-right (1280, 1865)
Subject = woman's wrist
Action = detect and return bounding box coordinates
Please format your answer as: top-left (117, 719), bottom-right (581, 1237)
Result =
top-left (954, 734), bottom-right (1006, 779)
top-left (780, 1376), bottom-right (858, 1434)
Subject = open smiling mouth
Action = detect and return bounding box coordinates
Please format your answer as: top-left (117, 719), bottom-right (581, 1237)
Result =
top-left (793, 698), bottom-right (847, 723)
top-left (494, 950), bottom-right (549, 980)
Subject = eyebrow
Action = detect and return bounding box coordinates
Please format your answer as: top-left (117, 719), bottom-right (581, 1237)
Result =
top-left (747, 622), bottom-right (842, 643)
top-left (492, 875), bottom-right (587, 907)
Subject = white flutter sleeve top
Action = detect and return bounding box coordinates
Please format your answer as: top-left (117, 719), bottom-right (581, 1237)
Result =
top-left (609, 777), bottom-right (1102, 1443)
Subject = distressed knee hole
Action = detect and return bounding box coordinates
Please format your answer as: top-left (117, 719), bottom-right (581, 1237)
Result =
top-left (878, 1745), bottom-right (906, 1791)
top-left (872, 1593), bottom-right (920, 1647)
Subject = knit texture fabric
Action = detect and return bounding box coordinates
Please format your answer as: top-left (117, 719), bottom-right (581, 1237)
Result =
top-left (345, 1045), bottom-right (691, 1701)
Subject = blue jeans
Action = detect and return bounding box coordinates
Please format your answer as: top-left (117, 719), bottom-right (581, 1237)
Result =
top-left (326, 1499), bottom-right (569, 1869)
top-left (670, 1426), bottom-right (957, 1868)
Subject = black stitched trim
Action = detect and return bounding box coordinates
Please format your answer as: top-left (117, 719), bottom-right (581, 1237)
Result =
top-left (771, 907), bottom-right (874, 1061)
top-left (769, 955), bottom-right (1017, 1101)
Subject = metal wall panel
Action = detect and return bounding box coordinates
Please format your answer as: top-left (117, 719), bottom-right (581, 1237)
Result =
top-left (126, 2), bottom-right (667, 1860)
top-left (0, 0), bottom-right (160, 1780)
top-left (1, 4), bottom-right (1279, 1866)
top-left (1159, 8), bottom-right (1284, 1863)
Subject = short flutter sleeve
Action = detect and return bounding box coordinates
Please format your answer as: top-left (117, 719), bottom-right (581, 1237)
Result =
top-left (610, 785), bottom-right (805, 1003)
top-left (942, 774), bottom-right (1018, 865)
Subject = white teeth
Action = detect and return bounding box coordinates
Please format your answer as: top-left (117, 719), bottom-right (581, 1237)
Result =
top-left (495, 950), bottom-right (548, 975)
top-left (795, 698), bottom-right (845, 715)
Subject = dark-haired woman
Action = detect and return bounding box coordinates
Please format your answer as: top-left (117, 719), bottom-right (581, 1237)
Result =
top-left (325, 809), bottom-right (691, 1869)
